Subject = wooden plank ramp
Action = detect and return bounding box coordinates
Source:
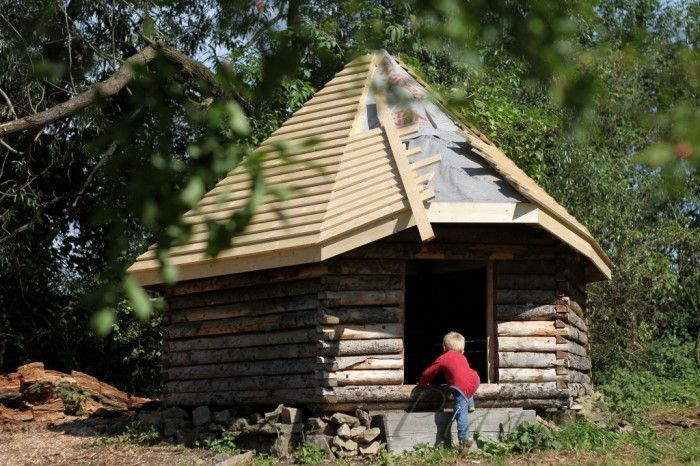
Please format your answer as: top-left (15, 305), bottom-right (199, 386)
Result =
top-left (375, 408), bottom-right (536, 453)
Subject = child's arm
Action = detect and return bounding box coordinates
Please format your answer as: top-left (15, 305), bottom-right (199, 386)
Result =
top-left (418, 358), bottom-right (442, 387)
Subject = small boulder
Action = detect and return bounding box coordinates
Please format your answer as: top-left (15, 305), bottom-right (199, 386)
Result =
top-left (208, 422), bottom-right (225, 433)
top-left (304, 417), bottom-right (332, 435)
top-left (192, 406), bottom-right (212, 427)
top-left (213, 409), bottom-right (232, 425)
top-left (336, 423), bottom-right (351, 439)
top-left (356, 409), bottom-right (372, 428)
top-left (198, 431), bottom-right (217, 446)
top-left (332, 436), bottom-right (358, 451)
top-left (359, 427), bottom-right (381, 443)
top-left (136, 410), bottom-right (162, 427)
top-left (163, 417), bottom-right (186, 437)
top-left (249, 412), bottom-right (264, 425)
top-left (264, 404), bottom-right (284, 423)
top-left (162, 406), bottom-right (189, 419)
top-left (229, 417), bottom-right (250, 431)
top-left (329, 412), bottom-right (360, 427)
top-left (349, 425), bottom-right (366, 438)
top-left (304, 434), bottom-right (333, 458)
top-left (359, 441), bottom-right (380, 456)
top-left (215, 450), bottom-right (254, 466)
top-left (280, 406), bottom-right (301, 424)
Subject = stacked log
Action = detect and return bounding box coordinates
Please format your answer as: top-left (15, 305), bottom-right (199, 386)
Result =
top-left (163, 263), bottom-right (330, 406)
top-left (313, 259), bottom-right (406, 391)
top-left (495, 259), bottom-right (592, 410)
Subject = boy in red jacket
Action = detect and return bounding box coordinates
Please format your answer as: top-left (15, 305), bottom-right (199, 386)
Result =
top-left (418, 331), bottom-right (480, 452)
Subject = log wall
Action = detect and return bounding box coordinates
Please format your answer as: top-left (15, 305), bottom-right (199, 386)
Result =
top-left (159, 224), bottom-right (593, 411)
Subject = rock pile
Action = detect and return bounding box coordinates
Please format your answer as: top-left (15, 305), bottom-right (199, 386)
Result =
top-left (304, 409), bottom-right (382, 457)
top-left (0, 362), bottom-right (154, 423)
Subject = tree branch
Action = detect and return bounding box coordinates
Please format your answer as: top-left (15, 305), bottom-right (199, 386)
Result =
top-left (0, 40), bottom-right (252, 136)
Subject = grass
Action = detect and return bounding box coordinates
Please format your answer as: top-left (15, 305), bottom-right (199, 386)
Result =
top-left (95, 422), bottom-right (161, 446)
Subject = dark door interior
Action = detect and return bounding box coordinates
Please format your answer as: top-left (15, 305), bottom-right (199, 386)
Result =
top-left (404, 261), bottom-right (487, 384)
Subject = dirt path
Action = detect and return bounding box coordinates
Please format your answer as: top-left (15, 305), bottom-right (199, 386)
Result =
top-left (0, 422), bottom-right (215, 466)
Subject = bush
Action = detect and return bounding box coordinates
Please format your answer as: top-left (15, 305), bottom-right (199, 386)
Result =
top-left (292, 442), bottom-right (327, 465)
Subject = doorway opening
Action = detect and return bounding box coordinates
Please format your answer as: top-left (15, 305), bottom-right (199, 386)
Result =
top-left (404, 261), bottom-right (489, 385)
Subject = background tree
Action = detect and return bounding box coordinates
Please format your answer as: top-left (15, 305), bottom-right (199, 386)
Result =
top-left (0, 0), bottom-right (697, 394)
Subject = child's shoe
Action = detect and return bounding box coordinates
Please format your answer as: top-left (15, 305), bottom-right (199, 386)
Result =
top-left (468, 404), bottom-right (475, 412)
top-left (458, 439), bottom-right (474, 455)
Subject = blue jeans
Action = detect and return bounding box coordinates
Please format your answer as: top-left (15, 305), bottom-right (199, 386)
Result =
top-left (450, 386), bottom-right (475, 443)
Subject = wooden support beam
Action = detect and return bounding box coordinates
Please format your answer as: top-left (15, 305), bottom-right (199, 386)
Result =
top-left (375, 93), bottom-right (434, 242)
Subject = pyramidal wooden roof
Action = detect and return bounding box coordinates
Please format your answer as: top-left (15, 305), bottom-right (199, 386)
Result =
top-left (128, 51), bottom-right (612, 286)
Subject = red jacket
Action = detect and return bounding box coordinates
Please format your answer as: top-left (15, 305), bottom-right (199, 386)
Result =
top-left (418, 351), bottom-right (480, 397)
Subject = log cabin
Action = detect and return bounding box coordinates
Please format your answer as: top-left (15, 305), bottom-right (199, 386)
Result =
top-left (127, 50), bottom-right (611, 414)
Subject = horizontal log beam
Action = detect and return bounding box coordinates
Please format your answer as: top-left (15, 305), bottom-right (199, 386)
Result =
top-left (318, 323), bottom-right (402, 340)
top-left (321, 307), bottom-right (402, 325)
top-left (496, 274), bottom-right (556, 290)
top-left (498, 336), bottom-right (557, 352)
top-left (564, 369), bottom-right (591, 384)
top-left (317, 338), bottom-right (403, 356)
top-left (498, 368), bottom-right (558, 383)
top-left (497, 321), bottom-right (560, 337)
top-left (321, 274), bottom-right (402, 291)
top-left (165, 328), bottom-right (316, 352)
top-left (498, 352), bottom-right (559, 368)
top-left (318, 356), bottom-right (403, 370)
top-left (162, 358), bottom-right (318, 381)
top-left (165, 374), bottom-right (313, 393)
top-left (319, 290), bottom-right (403, 307)
top-left (169, 294), bottom-right (317, 323)
top-left (566, 353), bottom-right (592, 371)
top-left (496, 289), bottom-right (557, 305)
top-left (166, 310), bottom-right (319, 339)
top-left (335, 369), bottom-right (403, 386)
top-left (172, 263), bottom-right (326, 296)
top-left (325, 259), bottom-right (404, 275)
top-left (497, 304), bottom-right (562, 321)
top-left (165, 343), bottom-right (317, 366)
top-left (170, 279), bottom-right (320, 310)
top-left (164, 388), bottom-right (335, 406)
top-left (496, 261), bottom-right (556, 274)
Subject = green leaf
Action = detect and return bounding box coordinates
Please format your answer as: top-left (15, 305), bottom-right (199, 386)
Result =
top-left (180, 177), bottom-right (205, 207)
top-left (123, 275), bottom-right (152, 321)
top-left (225, 101), bottom-right (251, 136)
top-left (90, 308), bottom-right (115, 336)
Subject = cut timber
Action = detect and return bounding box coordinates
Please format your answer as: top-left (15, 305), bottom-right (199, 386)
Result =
top-left (498, 368), bottom-right (558, 383)
top-left (498, 336), bottom-right (557, 352)
top-left (497, 321), bottom-right (559, 337)
top-left (321, 274), bottom-right (402, 291)
top-left (317, 339), bottom-right (403, 356)
top-left (566, 353), bottom-right (592, 371)
top-left (321, 307), bottom-right (402, 325)
top-left (162, 358), bottom-right (318, 381)
top-left (318, 356), bottom-right (403, 370)
top-left (498, 352), bottom-right (558, 368)
top-left (318, 323), bottom-right (402, 340)
top-left (496, 289), bottom-right (556, 305)
top-left (319, 290), bottom-right (403, 307)
top-left (496, 275), bottom-right (556, 290)
top-left (375, 94), bottom-right (434, 242)
top-left (164, 388), bottom-right (334, 406)
top-left (566, 369), bottom-right (592, 384)
top-left (165, 328), bottom-right (316, 352)
top-left (165, 374), bottom-right (312, 393)
top-left (166, 310), bottom-right (320, 339)
top-left (335, 369), bottom-right (403, 386)
top-left (169, 294), bottom-right (318, 323)
top-left (165, 343), bottom-right (318, 366)
top-left (497, 304), bottom-right (562, 321)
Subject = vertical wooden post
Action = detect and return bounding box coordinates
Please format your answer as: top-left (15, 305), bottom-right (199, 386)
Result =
top-left (486, 260), bottom-right (497, 383)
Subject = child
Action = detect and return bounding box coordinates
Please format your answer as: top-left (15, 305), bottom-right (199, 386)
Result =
top-left (418, 331), bottom-right (480, 453)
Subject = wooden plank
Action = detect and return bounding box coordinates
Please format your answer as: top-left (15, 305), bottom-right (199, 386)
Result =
top-left (376, 94), bottom-right (434, 242)
top-left (318, 323), bottom-right (403, 341)
top-left (166, 309), bottom-right (320, 339)
top-left (497, 321), bottom-right (559, 337)
top-left (496, 289), bottom-right (557, 305)
top-left (318, 355), bottom-right (403, 370)
top-left (335, 369), bottom-right (403, 386)
top-left (162, 358), bottom-right (317, 381)
top-left (496, 274), bottom-right (556, 290)
top-left (319, 290), bottom-right (403, 307)
top-left (325, 259), bottom-right (404, 275)
top-left (165, 343), bottom-right (318, 366)
top-left (164, 388), bottom-right (334, 406)
top-left (498, 352), bottom-right (558, 368)
top-left (165, 327), bottom-right (316, 352)
top-left (498, 336), bottom-right (557, 352)
top-left (498, 368), bottom-right (558, 383)
top-left (170, 279), bottom-right (320, 310)
top-left (317, 338), bottom-right (403, 356)
top-left (321, 307), bottom-right (402, 325)
top-left (486, 260), bottom-right (497, 383)
top-left (497, 261), bottom-right (556, 274)
top-left (321, 274), bottom-right (402, 291)
top-left (165, 374), bottom-right (312, 393)
top-left (169, 294), bottom-right (318, 323)
top-left (497, 304), bottom-right (561, 321)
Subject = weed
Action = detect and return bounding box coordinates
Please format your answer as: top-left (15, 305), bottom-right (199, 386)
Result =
top-left (207, 432), bottom-right (240, 454)
top-left (292, 441), bottom-right (327, 465)
top-left (96, 422), bottom-right (160, 446)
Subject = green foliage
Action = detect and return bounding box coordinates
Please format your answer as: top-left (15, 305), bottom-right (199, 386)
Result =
top-left (292, 441), bottom-right (327, 465)
top-left (206, 432), bottom-right (240, 455)
top-left (96, 422), bottom-right (160, 446)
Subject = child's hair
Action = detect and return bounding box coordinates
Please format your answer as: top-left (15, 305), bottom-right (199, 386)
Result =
top-left (443, 331), bottom-right (465, 353)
